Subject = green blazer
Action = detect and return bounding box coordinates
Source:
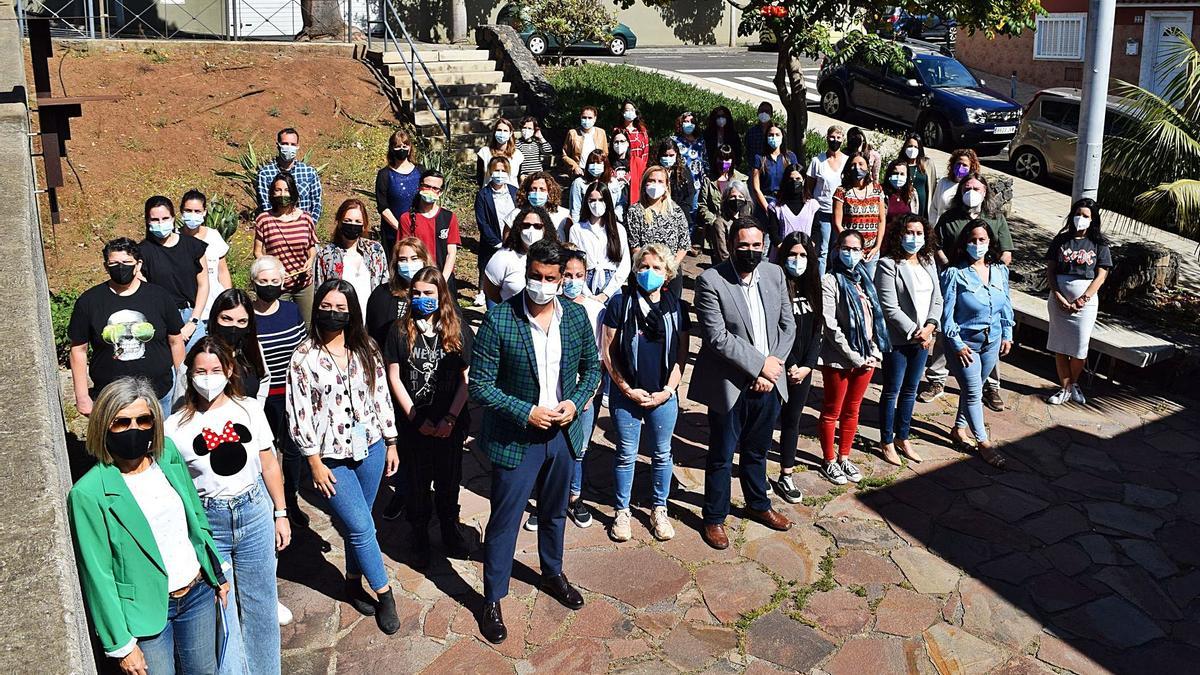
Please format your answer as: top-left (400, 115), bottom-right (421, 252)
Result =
top-left (67, 439), bottom-right (226, 654)
top-left (469, 295), bottom-right (601, 469)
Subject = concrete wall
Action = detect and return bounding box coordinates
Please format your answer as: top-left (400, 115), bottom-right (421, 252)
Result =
top-left (0, 1), bottom-right (96, 672)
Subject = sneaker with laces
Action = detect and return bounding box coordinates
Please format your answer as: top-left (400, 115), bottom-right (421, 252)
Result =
top-left (1070, 384), bottom-right (1087, 405)
top-left (523, 509), bottom-right (539, 532)
top-left (651, 506), bottom-right (675, 541)
top-left (277, 601), bottom-right (293, 626)
top-left (774, 474), bottom-right (803, 503)
top-left (840, 458), bottom-right (863, 483)
top-left (821, 461), bottom-right (848, 485)
top-left (569, 500), bottom-right (593, 528)
top-left (917, 381), bottom-right (945, 403)
top-left (610, 508), bottom-right (632, 542)
top-left (983, 386), bottom-right (1005, 412)
top-left (1047, 388), bottom-right (1070, 405)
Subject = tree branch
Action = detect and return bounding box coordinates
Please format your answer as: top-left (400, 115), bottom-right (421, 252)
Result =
top-left (724, 0), bottom-right (750, 10)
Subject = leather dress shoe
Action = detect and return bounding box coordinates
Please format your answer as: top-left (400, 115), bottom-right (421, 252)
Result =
top-left (540, 573), bottom-right (585, 610)
top-left (702, 523), bottom-right (729, 550)
top-left (749, 509), bottom-right (793, 531)
top-left (479, 601), bottom-right (507, 644)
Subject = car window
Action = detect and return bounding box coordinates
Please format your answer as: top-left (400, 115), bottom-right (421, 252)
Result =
top-left (1039, 99), bottom-right (1080, 132)
top-left (912, 56), bottom-right (977, 88)
top-left (1104, 111), bottom-right (1135, 136)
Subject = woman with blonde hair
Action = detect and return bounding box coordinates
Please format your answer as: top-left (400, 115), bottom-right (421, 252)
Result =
top-left (476, 117), bottom-right (524, 186)
top-left (625, 165), bottom-right (690, 297)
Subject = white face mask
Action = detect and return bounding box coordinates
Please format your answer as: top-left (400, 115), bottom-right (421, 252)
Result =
top-left (588, 200), bottom-right (606, 218)
top-left (715, 116), bottom-right (727, 128)
top-left (758, 111), bottom-right (772, 123)
top-left (181, 212), bottom-right (206, 230)
top-left (613, 141), bottom-right (628, 154)
top-left (963, 190), bottom-right (984, 209)
top-left (904, 146), bottom-right (920, 159)
top-left (520, 227), bottom-right (543, 247)
top-left (191, 373), bottom-right (227, 402)
top-left (526, 279), bottom-right (559, 305)
top-left (1073, 215), bottom-right (1091, 231)
top-left (645, 183), bottom-right (666, 200)
top-left (521, 128), bottom-right (534, 140)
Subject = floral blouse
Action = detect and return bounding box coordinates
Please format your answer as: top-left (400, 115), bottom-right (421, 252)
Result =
top-left (314, 239), bottom-right (390, 290)
top-left (285, 340), bottom-right (397, 459)
top-left (625, 202), bottom-right (690, 254)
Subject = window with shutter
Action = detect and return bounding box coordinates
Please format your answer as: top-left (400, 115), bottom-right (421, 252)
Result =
top-left (1034, 13), bottom-right (1088, 61)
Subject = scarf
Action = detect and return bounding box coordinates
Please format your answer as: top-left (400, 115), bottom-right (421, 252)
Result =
top-left (832, 258), bottom-right (891, 360)
top-left (618, 289), bottom-right (680, 390)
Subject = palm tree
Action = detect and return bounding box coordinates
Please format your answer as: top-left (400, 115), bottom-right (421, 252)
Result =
top-left (1101, 27), bottom-right (1200, 240)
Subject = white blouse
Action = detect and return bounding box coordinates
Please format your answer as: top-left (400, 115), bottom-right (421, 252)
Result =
top-left (906, 259), bottom-right (936, 336)
top-left (569, 219), bottom-right (630, 298)
top-left (122, 462), bottom-right (201, 590)
top-left (484, 248), bottom-right (528, 302)
top-left (286, 340), bottom-right (397, 459)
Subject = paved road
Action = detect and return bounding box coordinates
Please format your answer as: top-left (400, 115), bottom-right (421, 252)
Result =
top-left (591, 48), bottom-right (823, 104)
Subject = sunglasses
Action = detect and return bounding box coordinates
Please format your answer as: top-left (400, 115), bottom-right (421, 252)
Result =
top-left (110, 414), bottom-right (155, 432)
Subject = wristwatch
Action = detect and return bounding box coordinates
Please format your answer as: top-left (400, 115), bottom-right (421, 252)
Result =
top-left (273, 509), bottom-right (288, 518)
top-left (189, 316), bottom-right (200, 325)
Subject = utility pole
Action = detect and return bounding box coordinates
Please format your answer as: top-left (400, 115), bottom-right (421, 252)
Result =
top-left (1073, 0), bottom-right (1116, 201)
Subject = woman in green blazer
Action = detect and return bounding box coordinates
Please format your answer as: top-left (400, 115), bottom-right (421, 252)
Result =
top-left (68, 377), bottom-right (229, 674)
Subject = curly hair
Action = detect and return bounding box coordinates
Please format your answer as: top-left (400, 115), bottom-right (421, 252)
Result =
top-left (882, 213), bottom-right (937, 263)
top-left (518, 171), bottom-right (563, 210)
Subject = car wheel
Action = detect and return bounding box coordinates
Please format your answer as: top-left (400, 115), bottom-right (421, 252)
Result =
top-left (820, 86), bottom-right (846, 118)
top-left (609, 36), bottom-right (627, 56)
top-left (527, 34), bottom-right (548, 56)
top-left (1011, 147), bottom-right (1046, 182)
top-left (921, 115), bottom-right (950, 150)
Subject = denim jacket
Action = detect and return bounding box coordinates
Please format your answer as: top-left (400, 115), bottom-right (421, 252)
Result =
top-left (940, 263), bottom-right (1015, 352)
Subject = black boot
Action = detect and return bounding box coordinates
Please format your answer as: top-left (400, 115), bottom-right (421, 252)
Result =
top-left (375, 588), bottom-right (401, 635)
top-left (479, 601), bottom-right (506, 643)
top-left (442, 522), bottom-right (468, 559)
top-left (344, 576), bottom-right (376, 616)
top-left (286, 493), bottom-right (309, 528)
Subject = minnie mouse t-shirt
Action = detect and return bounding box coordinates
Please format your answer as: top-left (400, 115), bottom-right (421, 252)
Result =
top-left (165, 396), bottom-right (274, 499)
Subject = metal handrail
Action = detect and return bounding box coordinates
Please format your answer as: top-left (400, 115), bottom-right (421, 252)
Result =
top-left (366, 0), bottom-right (453, 143)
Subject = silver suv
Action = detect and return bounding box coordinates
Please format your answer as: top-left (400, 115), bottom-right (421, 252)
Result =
top-left (1009, 88), bottom-right (1132, 182)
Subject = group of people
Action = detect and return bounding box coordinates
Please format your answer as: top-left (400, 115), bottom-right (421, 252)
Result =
top-left (65, 108), bottom-right (1113, 670)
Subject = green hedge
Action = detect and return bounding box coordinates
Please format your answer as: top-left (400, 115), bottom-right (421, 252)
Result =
top-left (51, 288), bottom-right (80, 366)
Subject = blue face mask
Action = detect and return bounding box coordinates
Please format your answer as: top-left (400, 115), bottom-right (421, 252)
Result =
top-left (411, 295), bottom-right (438, 316)
top-left (902, 235), bottom-right (924, 254)
top-left (660, 155), bottom-right (676, 168)
top-left (562, 278), bottom-right (586, 299)
top-left (148, 220), bottom-right (175, 239)
top-left (587, 163), bottom-right (604, 177)
top-left (580, 117), bottom-right (594, 130)
top-left (636, 269), bottom-right (665, 293)
top-left (853, 168), bottom-right (868, 181)
top-left (785, 257), bottom-right (808, 278)
top-left (888, 174), bottom-right (907, 189)
top-left (840, 249), bottom-right (863, 268)
top-left (766, 136), bottom-right (782, 149)
top-left (966, 242), bottom-right (988, 261)
top-left (490, 172), bottom-right (507, 185)
top-left (494, 130), bottom-right (511, 144)
top-left (681, 122), bottom-right (696, 134)
top-left (527, 191), bottom-right (548, 207)
top-left (396, 261), bottom-right (417, 280)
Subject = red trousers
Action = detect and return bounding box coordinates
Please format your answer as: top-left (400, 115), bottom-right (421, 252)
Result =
top-left (820, 366), bottom-right (875, 462)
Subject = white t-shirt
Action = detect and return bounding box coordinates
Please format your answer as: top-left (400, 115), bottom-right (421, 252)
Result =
top-left (929, 177), bottom-right (960, 225)
top-left (165, 396), bottom-right (274, 499)
top-left (198, 229), bottom-right (229, 319)
top-left (906, 259), bottom-right (936, 334)
top-left (484, 248), bottom-right (528, 301)
top-left (122, 461), bottom-right (201, 590)
top-left (806, 153), bottom-right (847, 213)
top-left (573, 296), bottom-right (605, 354)
top-left (477, 146), bottom-right (524, 186)
top-left (340, 247), bottom-right (372, 319)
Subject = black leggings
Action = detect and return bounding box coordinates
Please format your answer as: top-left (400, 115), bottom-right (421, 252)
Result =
top-left (778, 370), bottom-right (815, 471)
top-left (405, 429), bottom-right (465, 535)
top-left (264, 394), bottom-right (304, 496)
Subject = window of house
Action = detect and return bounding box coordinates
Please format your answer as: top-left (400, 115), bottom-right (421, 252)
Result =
top-left (1034, 13), bottom-right (1088, 61)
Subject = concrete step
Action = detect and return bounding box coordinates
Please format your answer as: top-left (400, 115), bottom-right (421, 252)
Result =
top-left (386, 68), bottom-right (506, 87)
top-left (377, 57), bottom-right (497, 74)
top-left (371, 47), bottom-right (491, 64)
top-left (414, 105), bottom-right (524, 127)
top-left (393, 79), bottom-right (513, 97)
top-left (412, 119), bottom-right (498, 136)
top-left (414, 91), bottom-right (520, 111)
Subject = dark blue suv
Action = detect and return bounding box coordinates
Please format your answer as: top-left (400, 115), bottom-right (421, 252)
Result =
top-left (817, 42), bottom-right (1022, 153)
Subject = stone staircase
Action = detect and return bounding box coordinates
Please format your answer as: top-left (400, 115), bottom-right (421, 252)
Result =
top-left (365, 43), bottom-right (525, 155)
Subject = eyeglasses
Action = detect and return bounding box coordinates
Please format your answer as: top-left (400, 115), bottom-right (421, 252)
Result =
top-left (419, 185), bottom-right (443, 193)
top-left (110, 414), bottom-right (155, 432)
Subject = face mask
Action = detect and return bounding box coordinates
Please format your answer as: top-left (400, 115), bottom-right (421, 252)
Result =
top-left (587, 163), bottom-right (604, 177)
top-left (785, 256), bottom-right (808, 277)
top-left (107, 262), bottom-right (136, 286)
top-left (390, 146), bottom-right (410, 162)
top-left (613, 142), bottom-right (629, 154)
top-left (269, 195), bottom-right (293, 210)
top-left (254, 282), bottom-right (283, 303)
top-left (902, 234), bottom-right (925, 254)
top-left (963, 190), bottom-right (984, 209)
top-left (623, 110), bottom-right (637, 122)
top-left (212, 323), bottom-right (249, 345)
top-left (1073, 215), bottom-right (1091, 231)
top-left (491, 172), bottom-right (507, 185)
top-left (419, 189), bottom-right (440, 204)
top-left (953, 164), bottom-right (971, 181)
top-left (106, 427), bottom-right (155, 461)
top-left (396, 261), bottom-right (417, 280)
top-left (181, 212), bottom-right (205, 230)
top-left (715, 116), bottom-right (727, 128)
top-left (191, 373), bottom-right (227, 402)
top-left (526, 279), bottom-right (559, 305)
top-left (888, 174), bottom-right (907, 188)
top-left (580, 117), bottom-right (595, 130)
top-left (660, 155), bottom-right (676, 168)
top-left (720, 160), bottom-right (733, 173)
top-left (562, 279), bottom-right (586, 299)
top-left (636, 269), bottom-right (665, 293)
top-left (521, 227), bottom-right (543, 247)
top-left (494, 130), bottom-right (511, 144)
top-left (645, 183), bottom-right (666, 200)
top-left (904, 146), bottom-right (920, 160)
top-left (853, 168), bottom-right (868, 181)
top-left (527, 191), bottom-right (548, 207)
top-left (966, 242), bottom-right (988, 260)
top-left (313, 309), bottom-right (350, 333)
top-left (521, 128), bottom-right (534, 141)
top-left (767, 136), bottom-right (782, 150)
top-left (411, 295), bottom-right (438, 316)
top-left (827, 139), bottom-right (842, 152)
top-left (840, 249), bottom-right (863, 268)
top-left (758, 111), bottom-right (772, 123)
top-left (588, 200), bottom-right (607, 218)
top-left (148, 220), bottom-right (175, 239)
top-left (681, 122), bottom-right (696, 134)
top-left (278, 144), bottom-right (298, 161)
top-left (733, 248), bottom-right (763, 273)
top-left (340, 222), bottom-right (364, 240)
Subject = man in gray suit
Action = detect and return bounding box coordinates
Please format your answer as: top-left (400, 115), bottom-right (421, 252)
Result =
top-left (690, 217), bottom-right (797, 549)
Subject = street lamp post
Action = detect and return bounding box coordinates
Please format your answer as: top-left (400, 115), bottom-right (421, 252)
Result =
top-left (1073, 0), bottom-right (1117, 201)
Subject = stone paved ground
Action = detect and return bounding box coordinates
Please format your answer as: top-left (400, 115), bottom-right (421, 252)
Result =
top-left (278, 257), bottom-right (1199, 674)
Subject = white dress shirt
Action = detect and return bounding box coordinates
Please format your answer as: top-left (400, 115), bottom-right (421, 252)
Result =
top-left (525, 294), bottom-right (564, 407)
top-left (738, 267), bottom-right (770, 357)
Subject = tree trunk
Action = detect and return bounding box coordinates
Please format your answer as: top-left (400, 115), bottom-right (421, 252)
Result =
top-left (774, 41), bottom-right (809, 156)
top-left (299, 0), bottom-right (346, 39)
top-left (450, 0), bottom-right (468, 42)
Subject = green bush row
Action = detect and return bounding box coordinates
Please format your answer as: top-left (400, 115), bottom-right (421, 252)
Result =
top-left (51, 288), bottom-right (81, 367)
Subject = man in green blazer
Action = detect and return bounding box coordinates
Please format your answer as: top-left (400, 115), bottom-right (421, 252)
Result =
top-left (469, 238), bottom-right (601, 644)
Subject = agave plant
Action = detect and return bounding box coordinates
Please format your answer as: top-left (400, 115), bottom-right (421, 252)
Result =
top-left (215, 140), bottom-right (327, 216)
top-left (1102, 27), bottom-right (1200, 240)
top-left (205, 195), bottom-right (240, 241)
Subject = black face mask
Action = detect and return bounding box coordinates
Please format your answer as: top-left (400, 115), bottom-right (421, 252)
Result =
top-left (827, 139), bottom-right (842, 152)
top-left (269, 195), bottom-right (292, 210)
top-left (388, 147), bottom-right (410, 163)
top-left (254, 283), bottom-right (283, 303)
top-left (106, 427), bottom-right (154, 461)
top-left (106, 263), bottom-right (136, 286)
top-left (314, 309), bottom-right (351, 333)
top-left (340, 222), bottom-right (364, 240)
top-left (722, 198), bottom-right (746, 218)
top-left (733, 248), bottom-right (764, 273)
top-left (212, 323), bottom-right (250, 345)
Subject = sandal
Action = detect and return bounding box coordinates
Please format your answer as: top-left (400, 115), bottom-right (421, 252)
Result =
top-left (977, 442), bottom-right (1007, 469)
top-left (880, 443), bottom-right (903, 466)
top-left (897, 440), bottom-right (922, 463)
top-left (949, 429), bottom-right (976, 454)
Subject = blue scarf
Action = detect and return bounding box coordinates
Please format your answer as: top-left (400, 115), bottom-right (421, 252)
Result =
top-left (832, 258), bottom-right (891, 359)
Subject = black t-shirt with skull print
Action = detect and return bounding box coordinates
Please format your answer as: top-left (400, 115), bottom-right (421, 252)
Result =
top-left (68, 280), bottom-right (184, 398)
top-left (382, 310), bottom-right (472, 429)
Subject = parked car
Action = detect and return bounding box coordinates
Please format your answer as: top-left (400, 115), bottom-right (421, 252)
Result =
top-left (1009, 88), bottom-right (1134, 183)
top-left (817, 40), bottom-right (1022, 154)
top-left (879, 8), bottom-right (958, 52)
top-left (498, 4), bottom-right (637, 56)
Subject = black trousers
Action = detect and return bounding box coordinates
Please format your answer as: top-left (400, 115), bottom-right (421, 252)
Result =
top-left (404, 429), bottom-right (464, 537)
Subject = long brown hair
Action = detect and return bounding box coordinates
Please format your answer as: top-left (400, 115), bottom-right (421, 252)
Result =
top-left (404, 266), bottom-right (464, 354)
top-left (311, 279), bottom-right (381, 389)
top-left (388, 236), bottom-right (432, 297)
top-left (177, 337), bottom-right (246, 425)
top-left (332, 198), bottom-right (371, 248)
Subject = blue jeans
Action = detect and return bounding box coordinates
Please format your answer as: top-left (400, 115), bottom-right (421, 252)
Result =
top-left (879, 343), bottom-right (930, 445)
top-left (180, 307), bottom-right (208, 352)
top-left (324, 439), bottom-right (388, 590)
top-left (814, 211), bottom-right (833, 276)
top-left (611, 389), bottom-right (678, 510)
top-left (569, 388), bottom-right (603, 498)
top-left (946, 331), bottom-right (1001, 442)
top-left (704, 390), bottom-right (781, 524)
top-left (139, 581), bottom-right (218, 675)
top-left (203, 481), bottom-right (279, 675)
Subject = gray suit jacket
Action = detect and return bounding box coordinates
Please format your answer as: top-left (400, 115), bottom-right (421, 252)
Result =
top-left (689, 260), bottom-right (796, 415)
top-left (874, 256), bottom-right (943, 347)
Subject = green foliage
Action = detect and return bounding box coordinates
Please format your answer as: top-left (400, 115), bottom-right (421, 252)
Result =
top-left (216, 140), bottom-right (263, 209)
top-left (205, 195), bottom-right (240, 241)
top-left (514, 0), bottom-right (617, 55)
top-left (51, 288), bottom-right (81, 366)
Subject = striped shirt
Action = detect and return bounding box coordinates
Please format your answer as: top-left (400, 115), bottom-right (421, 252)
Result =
top-left (254, 211), bottom-right (317, 291)
top-left (254, 300), bottom-right (307, 397)
top-left (514, 137), bottom-right (552, 176)
top-left (256, 160), bottom-right (324, 222)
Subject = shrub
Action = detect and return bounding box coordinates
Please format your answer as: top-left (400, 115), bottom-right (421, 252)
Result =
top-left (51, 288), bottom-right (81, 366)
top-left (205, 195), bottom-right (240, 241)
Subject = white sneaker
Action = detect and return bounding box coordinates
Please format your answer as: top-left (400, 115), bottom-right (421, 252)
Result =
top-left (523, 509), bottom-right (538, 532)
top-left (840, 459), bottom-right (863, 483)
top-left (610, 508), bottom-right (632, 542)
top-left (1047, 388), bottom-right (1071, 405)
top-left (473, 292), bottom-right (486, 307)
top-left (1070, 384), bottom-right (1087, 405)
top-left (277, 601), bottom-right (293, 626)
top-left (651, 506), bottom-right (675, 541)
